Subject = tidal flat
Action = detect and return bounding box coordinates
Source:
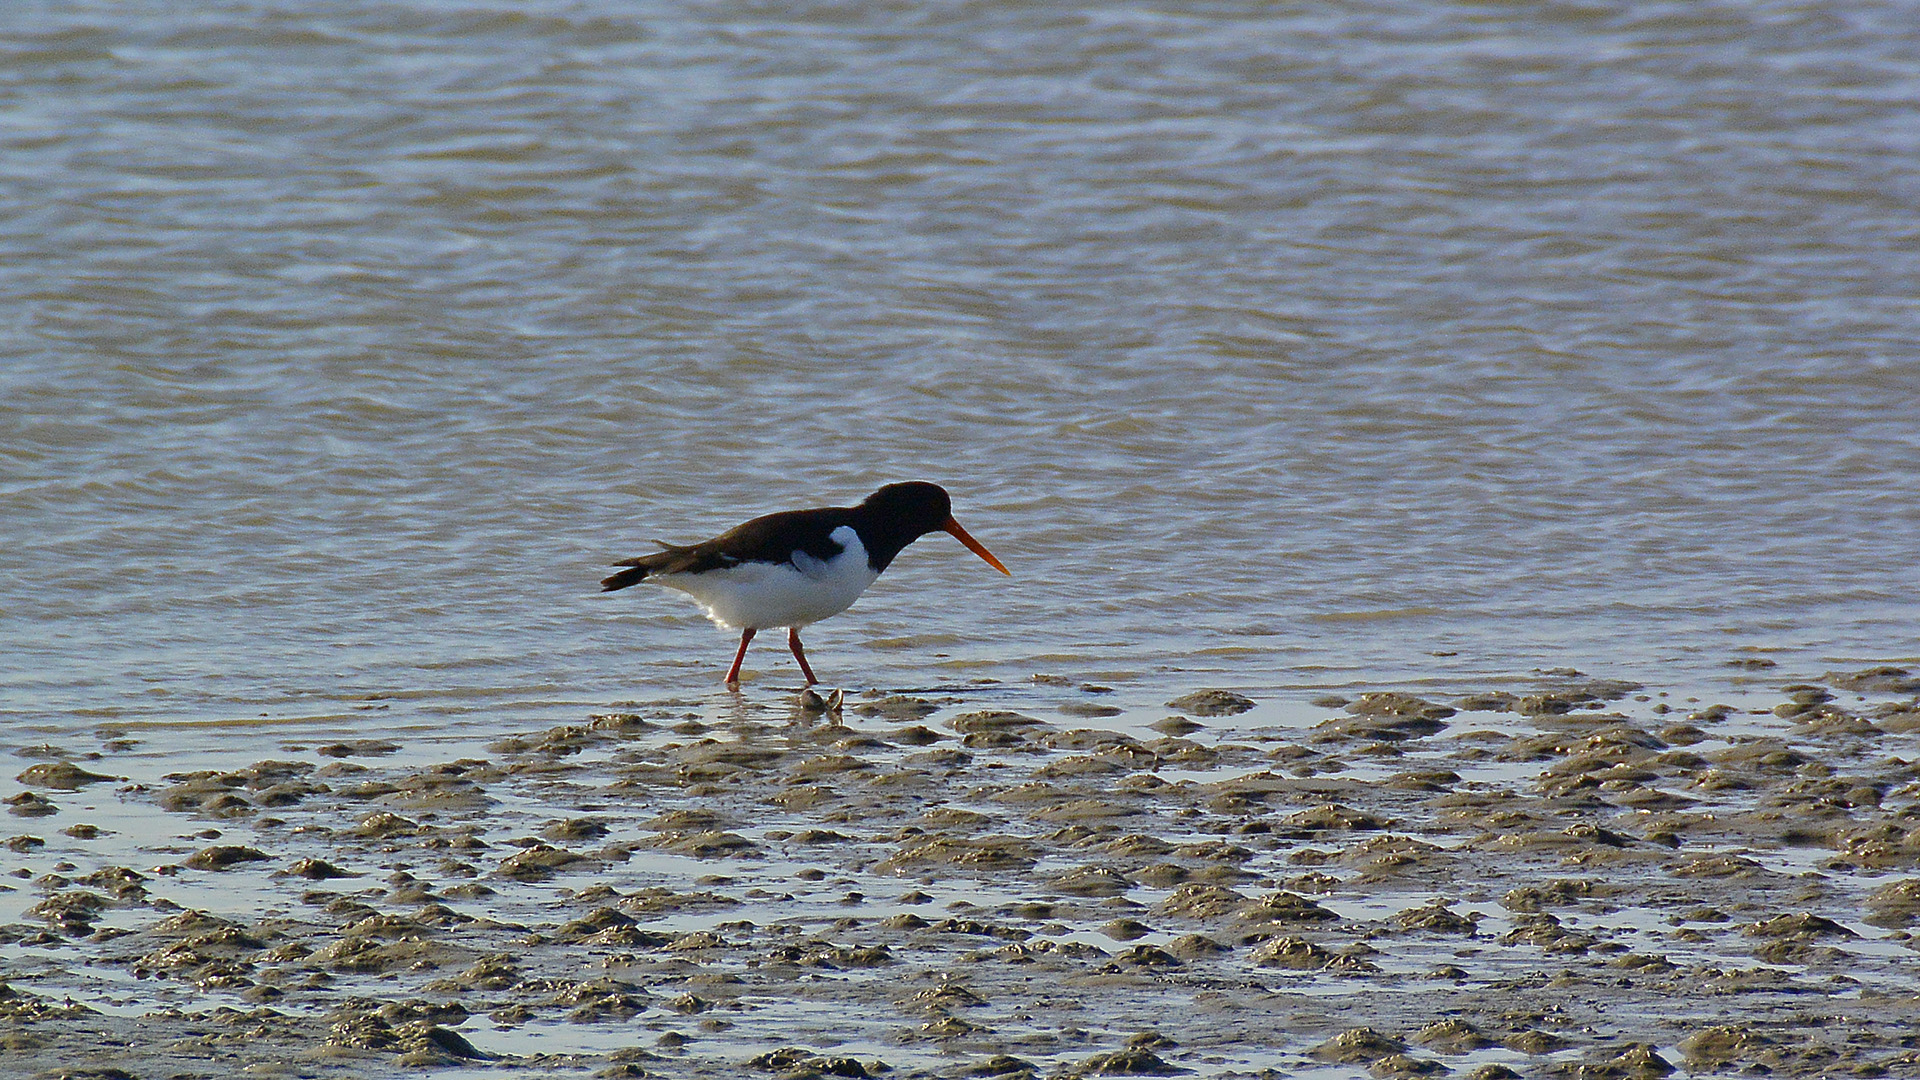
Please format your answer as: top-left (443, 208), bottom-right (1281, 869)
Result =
top-left (8, 667), bottom-right (1920, 1079)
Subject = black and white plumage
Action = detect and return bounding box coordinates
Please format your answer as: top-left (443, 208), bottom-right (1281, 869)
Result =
top-left (601, 481), bottom-right (1010, 687)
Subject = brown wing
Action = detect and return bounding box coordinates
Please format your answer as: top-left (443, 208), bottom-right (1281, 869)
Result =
top-left (599, 541), bottom-right (735, 591)
top-left (599, 507), bottom-right (853, 592)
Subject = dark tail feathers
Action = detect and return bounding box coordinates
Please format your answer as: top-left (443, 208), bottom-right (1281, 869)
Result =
top-left (599, 564), bottom-right (651, 592)
top-left (601, 542), bottom-right (702, 592)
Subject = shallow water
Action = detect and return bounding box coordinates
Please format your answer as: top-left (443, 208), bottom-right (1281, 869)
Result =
top-left (4, 0), bottom-right (1918, 740)
top-left (3, 1), bottom-right (1920, 1075)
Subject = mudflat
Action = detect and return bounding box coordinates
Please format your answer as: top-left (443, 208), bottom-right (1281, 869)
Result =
top-left (8, 667), bottom-right (1920, 1078)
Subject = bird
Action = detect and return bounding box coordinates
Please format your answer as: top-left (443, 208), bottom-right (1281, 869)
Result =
top-left (600, 481), bottom-right (1010, 688)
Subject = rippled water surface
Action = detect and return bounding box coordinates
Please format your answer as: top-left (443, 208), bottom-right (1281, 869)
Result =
top-left (7, 3), bottom-right (1920, 1078)
top-left (4, 0), bottom-right (1918, 731)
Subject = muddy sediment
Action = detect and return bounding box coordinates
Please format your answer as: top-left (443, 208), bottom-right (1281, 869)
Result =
top-left (7, 669), bottom-right (1920, 1077)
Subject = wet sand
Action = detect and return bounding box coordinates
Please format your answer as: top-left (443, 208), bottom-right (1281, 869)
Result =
top-left (8, 667), bottom-right (1920, 1078)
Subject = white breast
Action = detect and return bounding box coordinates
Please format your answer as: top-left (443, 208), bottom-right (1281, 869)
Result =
top-left (653, 525), bottom-right (881, 630)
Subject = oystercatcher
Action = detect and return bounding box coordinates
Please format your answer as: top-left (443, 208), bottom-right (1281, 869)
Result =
top-left (601, 482), bottom-right (1010, 687)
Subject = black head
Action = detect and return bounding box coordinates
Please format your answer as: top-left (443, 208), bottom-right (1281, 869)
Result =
top-left (858, 481), bottom-right (953, 538)
top-left (852, 482), bottom-right (1009, 576)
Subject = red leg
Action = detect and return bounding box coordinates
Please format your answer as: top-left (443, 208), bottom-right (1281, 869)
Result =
top-left (787, 628), bottom-right (818, 686)
top-left (723, 627), bottom-right (756, 687)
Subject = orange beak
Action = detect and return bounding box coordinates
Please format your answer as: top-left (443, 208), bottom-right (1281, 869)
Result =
top-left (942, 516), bottom-right (1011, 575)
